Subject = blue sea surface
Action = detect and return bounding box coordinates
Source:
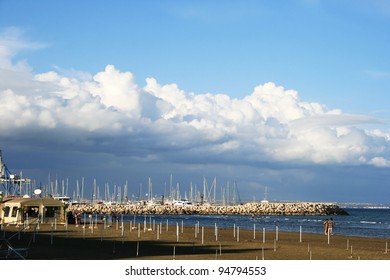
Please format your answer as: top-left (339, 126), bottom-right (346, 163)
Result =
top-left (105, 208), bottom-right (390, 239)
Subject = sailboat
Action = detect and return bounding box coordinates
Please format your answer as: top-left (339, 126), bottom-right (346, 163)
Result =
top-left (261, 186), bottom-right (269, 203)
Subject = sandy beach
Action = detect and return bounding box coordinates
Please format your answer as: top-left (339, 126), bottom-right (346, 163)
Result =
top-left (2, 219), bottom-right (390, 260)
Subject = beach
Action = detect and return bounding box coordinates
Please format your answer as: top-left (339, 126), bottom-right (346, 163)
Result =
top-left (2, 220), bottom-right (390, 260)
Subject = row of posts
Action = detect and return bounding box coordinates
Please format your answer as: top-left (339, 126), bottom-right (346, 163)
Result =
top-left (3, 214), bottom-right (389, 260)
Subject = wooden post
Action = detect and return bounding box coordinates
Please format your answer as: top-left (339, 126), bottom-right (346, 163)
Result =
top-left (65, 218), bottom-right (68, 238)
top-left (263, 228), bottom-right (265, 244)
top-left (274, 239), bottom-right (276, 252)
top-left (300, 226), bottom-right (302, 243)
top-left (351, 245), bottom-right (353, 257)
top-left (121, 221), bottom-right (124, 244)
top-left (95, 214), bottom-right (98, 229)
top-left (176, 222), bottom-right (179, 242)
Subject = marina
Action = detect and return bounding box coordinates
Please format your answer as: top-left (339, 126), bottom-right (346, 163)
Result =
top-left (1, 148), bottom-right (390, 261)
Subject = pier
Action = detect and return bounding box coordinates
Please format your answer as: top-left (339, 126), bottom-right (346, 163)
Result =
top-left (67, 202), bottom-right (348, 216)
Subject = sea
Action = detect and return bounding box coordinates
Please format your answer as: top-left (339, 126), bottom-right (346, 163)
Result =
top-left (111, 208), bottom-right (390, 239)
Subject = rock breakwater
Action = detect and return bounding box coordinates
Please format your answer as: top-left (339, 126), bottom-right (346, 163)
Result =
top-left (67, 202), bottom-right (348, 216)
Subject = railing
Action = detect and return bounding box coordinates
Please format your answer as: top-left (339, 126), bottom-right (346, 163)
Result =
top-left (0, 217), bottom-right (39, 259)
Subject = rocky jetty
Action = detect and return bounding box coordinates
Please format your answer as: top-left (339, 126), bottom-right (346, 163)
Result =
top-left (67, 202), bottom-right (348, 216)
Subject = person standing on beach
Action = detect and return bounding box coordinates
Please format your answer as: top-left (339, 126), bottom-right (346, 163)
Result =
top-left (328, 218), bottom-right (334, 235)
top-left (324, 218), bottom-right (329, 235)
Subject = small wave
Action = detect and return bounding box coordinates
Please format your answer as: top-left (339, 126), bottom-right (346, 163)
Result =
top-left (360, 221), bottom-right (377, 224)
top-left (364, 206), bottom-right (390, 209)
top-left (299, 219), bottom-right (323, 222)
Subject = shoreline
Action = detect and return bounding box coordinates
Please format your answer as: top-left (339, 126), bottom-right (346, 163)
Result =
top-left (2, 221), bottom-right (389, 260)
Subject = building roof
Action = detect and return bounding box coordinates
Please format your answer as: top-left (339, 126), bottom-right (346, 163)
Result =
top-left (1, 197), bottom-right (64, 207)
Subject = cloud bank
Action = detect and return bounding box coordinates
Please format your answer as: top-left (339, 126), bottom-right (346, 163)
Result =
top-left (1, 28), bottom-right (390, 172)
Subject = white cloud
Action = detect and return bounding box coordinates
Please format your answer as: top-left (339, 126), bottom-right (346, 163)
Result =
top-left (37, 110), bottom-right (56, 128)
top-left (0, 27), bottom-right (46, 72)
top-left (87, 65), bottom-right (141, 116)
top-left (0, 89), bottom-right (40, 132)
top-left (369, 157), bottom-right (390, 167)
top-left (1, 29), bottom-right (390, 169)
top-left (245, 82), bottom-right (306, 123)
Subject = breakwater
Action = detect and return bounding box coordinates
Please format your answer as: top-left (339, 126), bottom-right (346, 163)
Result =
top-left (67, 202), bottom-right (348, 216)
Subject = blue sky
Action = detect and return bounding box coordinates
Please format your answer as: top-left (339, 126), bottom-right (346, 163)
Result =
top-left (1, 0), bottom-right (390, 203)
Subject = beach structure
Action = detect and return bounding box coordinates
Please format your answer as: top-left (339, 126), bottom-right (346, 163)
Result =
top-left (0, 197), bottom-right (66, 225)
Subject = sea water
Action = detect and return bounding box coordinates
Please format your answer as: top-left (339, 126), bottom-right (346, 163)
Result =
top-left (105, 208), bottom-right (390, 239)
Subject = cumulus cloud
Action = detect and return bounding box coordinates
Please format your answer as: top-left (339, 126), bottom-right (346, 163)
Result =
top-left (1, 30), bottom-right (390, 169)
top-left (87, 65), bottom-right (141, 116)
top-left (369, 157), bottom-right (390, 167)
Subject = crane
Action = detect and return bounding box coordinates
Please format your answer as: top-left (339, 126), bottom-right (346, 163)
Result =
top-left (0, 149), bottom-right (30, 197)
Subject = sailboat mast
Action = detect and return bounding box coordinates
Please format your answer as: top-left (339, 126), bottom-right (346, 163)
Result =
top-left (170, 174), bottom-right (173, 200)
top-left (203, 176), bottom-right (206, 204)
top-left (213, 177), bottom-right (216, 205)
top-left (148, 177), bottom-right (152, 202)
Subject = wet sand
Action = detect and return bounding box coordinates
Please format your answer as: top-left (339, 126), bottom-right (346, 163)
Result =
top-left (2, 221), bottom-right (390, 260)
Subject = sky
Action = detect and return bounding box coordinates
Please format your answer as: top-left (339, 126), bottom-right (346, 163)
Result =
top-left (1, 0), bottom-right (390, 204)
